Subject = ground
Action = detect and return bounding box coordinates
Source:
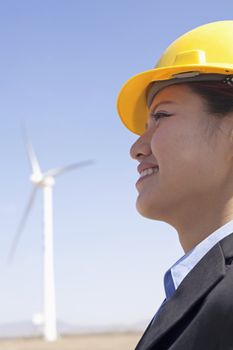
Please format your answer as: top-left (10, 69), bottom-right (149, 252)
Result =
top-left (0, 332), bottom-right (142, 350)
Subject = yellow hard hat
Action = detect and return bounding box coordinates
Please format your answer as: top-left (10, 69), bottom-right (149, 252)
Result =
top-left (117, 20), bottom-right (233, 135)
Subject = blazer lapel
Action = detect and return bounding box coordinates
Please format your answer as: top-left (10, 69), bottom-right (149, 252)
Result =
top-left (219, 230), bottom-right (233, 262)
top-left (136, 240), bottom-right (227, 350)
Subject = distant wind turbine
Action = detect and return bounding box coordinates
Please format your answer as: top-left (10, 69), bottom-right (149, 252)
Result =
top-left (7, 130), bottom-right (94, 342)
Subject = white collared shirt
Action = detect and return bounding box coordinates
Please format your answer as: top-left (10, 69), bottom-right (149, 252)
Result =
top-left (164, 219), bottom-right (233, 296)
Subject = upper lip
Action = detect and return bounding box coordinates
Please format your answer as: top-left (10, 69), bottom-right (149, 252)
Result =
top-left (137, 162), bottom-right (159, 175)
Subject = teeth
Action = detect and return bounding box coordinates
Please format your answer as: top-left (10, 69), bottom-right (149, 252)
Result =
top-left (140, 167), bottom-right (159, 178)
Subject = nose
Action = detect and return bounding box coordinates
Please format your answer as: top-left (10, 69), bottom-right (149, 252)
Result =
top-left (130, 133), bottom-right (152, 161)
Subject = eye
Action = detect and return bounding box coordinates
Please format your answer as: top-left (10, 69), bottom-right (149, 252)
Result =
top-left (150, 111), bottom-right (172, 122)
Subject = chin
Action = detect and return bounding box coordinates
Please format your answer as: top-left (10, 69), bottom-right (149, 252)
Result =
top-left (136, 197), bottom-right (163, 220)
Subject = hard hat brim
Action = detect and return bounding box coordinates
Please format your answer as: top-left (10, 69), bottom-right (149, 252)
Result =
top-left (117, 64), bottom-right (233, 135)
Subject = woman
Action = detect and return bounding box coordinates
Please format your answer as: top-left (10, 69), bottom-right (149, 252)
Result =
top-left (117, 21), bottom-right (233, 349)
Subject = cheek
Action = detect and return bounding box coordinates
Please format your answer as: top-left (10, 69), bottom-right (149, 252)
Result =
top-left (150, 126), bottom-right (214, 188)
top-left (150, 125), bottom-right (198, 168)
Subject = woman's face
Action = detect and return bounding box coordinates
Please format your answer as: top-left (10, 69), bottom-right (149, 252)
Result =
top-left (130, 84), bottom-right (233, 224)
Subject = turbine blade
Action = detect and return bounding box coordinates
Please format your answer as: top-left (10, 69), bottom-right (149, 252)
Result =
top-left (44, 159), bottom-right (94, 178)
top-left (27, 141), bottom-right (42, 175)
top-left (6, 186), bottom-right (38, 265)
top-left (21, 124), bottom-right (42, 175)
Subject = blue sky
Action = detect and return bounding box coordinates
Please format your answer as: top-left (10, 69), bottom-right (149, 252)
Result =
top-left (0, 0), bottom-right (232, 329)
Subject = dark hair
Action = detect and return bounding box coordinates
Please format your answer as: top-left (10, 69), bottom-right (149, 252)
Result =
top-left (185, 81), bottom-right (233, 139)
top-left (187, 81), bottom-right (233, 116)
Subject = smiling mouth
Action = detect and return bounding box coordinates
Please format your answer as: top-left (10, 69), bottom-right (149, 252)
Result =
top-left (139, 166), bottom-right (159, 179)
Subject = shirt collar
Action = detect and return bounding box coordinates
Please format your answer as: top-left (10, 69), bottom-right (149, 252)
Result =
top-left (164, 219), bottom-right (233, 297)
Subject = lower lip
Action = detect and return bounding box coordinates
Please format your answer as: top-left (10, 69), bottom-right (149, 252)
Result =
top-left (136, 169), bottom-right (159, 187)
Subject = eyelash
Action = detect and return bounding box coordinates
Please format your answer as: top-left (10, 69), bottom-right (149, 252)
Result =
top-left (150, 111), bottom-right (172, 122)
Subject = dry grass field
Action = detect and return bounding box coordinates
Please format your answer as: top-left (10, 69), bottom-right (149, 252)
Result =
top-left (0, 332), bottom-right (143, 350)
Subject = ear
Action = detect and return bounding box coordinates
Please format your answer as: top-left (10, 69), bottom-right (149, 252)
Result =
top-left (218, 119), bottom-right (233, 164)
top-left (229, 128), bottom-right (233, 143)
top-left (220, 115), bottom-right (233, 143)
top-left (226, 124), bottom-right (233, 164)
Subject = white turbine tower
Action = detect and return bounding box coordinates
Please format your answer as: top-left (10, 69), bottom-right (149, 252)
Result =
top-left (7, 132), bottom-right (93, 342)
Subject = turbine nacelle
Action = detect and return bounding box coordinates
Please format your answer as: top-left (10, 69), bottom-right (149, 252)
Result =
top-left (30, 173), bottom-right (55, 187)
top-left (30, 173), bottom-right (43, 185)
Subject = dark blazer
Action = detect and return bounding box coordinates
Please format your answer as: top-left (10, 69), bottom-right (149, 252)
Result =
top-left (135, 231), bottom-right (233, 350)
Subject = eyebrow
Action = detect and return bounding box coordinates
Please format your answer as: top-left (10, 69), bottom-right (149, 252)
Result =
top-left (145, 100), bottom-right (176, 130)
top-left (151, 100), bottom-right (175, 111)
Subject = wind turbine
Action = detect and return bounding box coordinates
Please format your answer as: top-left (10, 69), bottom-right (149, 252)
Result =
top-left (7, 131), bottom-right (93, 342)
